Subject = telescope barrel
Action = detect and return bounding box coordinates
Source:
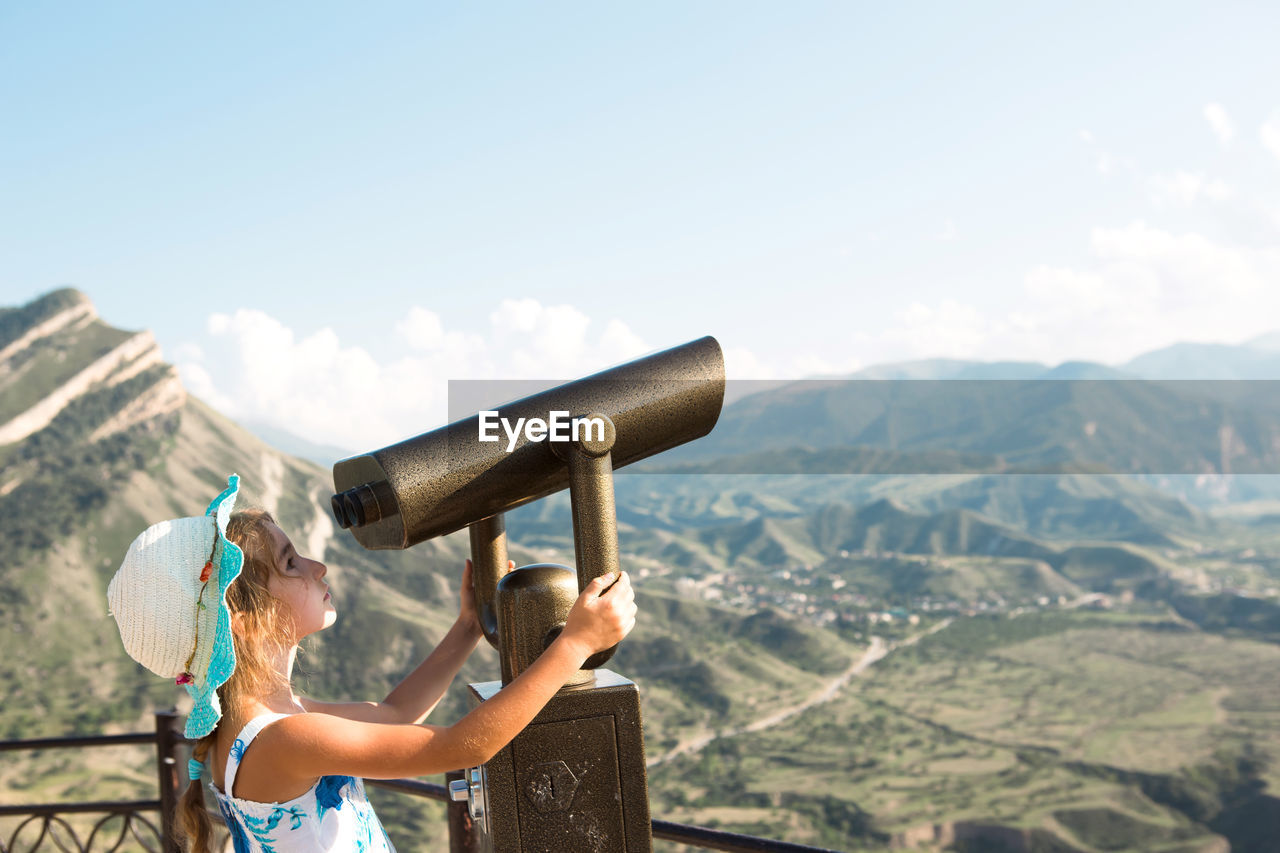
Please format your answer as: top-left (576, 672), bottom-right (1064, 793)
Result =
top-left (332, 336), bottom-right (725, 550)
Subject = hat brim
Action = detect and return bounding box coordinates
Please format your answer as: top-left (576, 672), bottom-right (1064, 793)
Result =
top-left (183, 475), bottom-right (244, 739)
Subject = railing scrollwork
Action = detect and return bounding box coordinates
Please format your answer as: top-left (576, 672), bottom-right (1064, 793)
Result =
top-left (3, 809), bottom-right (163, 853)
top-left (2, 711), bottom-right (840, 853)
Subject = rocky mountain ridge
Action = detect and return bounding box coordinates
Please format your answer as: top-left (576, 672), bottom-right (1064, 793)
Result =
top-left (1, 289), bottom-right (867, 847)
top-left (0, 289), bottom-right (182, 445)
top-left (8, 287), bottom-right (1280, 850)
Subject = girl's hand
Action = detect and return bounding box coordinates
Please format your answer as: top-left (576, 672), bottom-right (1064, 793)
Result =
top-left (562, 571), bottom-right (637, 657)
top-left (459, 558), bottom-right (515, 637)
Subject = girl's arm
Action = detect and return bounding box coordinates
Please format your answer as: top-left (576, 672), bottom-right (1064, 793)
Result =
top-left (258, 572), bottom-right (636, 782)
top-left (301, 559), bottom-right (494, 724)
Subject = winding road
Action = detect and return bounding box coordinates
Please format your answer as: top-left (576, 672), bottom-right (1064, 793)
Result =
top-left (648, 619), bottom-right (952, 767)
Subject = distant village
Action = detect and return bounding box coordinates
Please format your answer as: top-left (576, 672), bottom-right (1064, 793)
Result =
top-left (646, 549), bottom-right (1130, 634)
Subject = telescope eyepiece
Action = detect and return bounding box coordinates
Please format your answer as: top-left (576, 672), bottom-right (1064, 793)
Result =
top-left (330, 482), bottom-right (394, 529)
top-left (330, 494), bottom-right (350, 529)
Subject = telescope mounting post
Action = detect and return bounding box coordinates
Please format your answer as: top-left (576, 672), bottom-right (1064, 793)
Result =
top-left (555, 412), bottom-right (621, 669)
top-left (467, 514), bottom-right (509, 649)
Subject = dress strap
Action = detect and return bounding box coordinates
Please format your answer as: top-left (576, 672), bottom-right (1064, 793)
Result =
top-left (224, 712), bottom-right (290, 799)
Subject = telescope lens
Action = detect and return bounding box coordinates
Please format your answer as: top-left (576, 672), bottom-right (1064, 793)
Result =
top-left (330, 483), bottom-right (392, 529)
top-left (343, 493), bottom-right (366, 527)
top-left (330, 494), bottom-right (352, 529)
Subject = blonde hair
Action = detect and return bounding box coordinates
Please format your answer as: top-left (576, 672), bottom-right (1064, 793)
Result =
top-left (176, 508), bottom-right (300, 852)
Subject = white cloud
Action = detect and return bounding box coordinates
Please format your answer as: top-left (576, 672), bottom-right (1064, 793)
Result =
top-left (1261, 115), bottom-right (1280, 162)
top-left (170, 342), bottom-right (204, 362)
top-left (988, 110), bottom-right (1280, 363)
top-left (180, 296), bottom-right (875, 447)
top-left (1080, 131), bottom-right (1138, 179)
top-left (1015, 222), bottom-right (1280, 362)
top-left (721, 345), bottom-right (775, 379)
top-left (178, 300), bottom-right (664, 450)
top-left (844, 221), bottom-right (1280, 367)
top-left (1094, 151), bottom-right (1137, 177)
top-left (788, 352), bottom-right (863, 378)
top-left (1024, 265), bottom-right (1120, 315)
top-left (488, 298), bottom-right (650, 377)
top-left (599, 318), bottom-right (650, 362)
top-left (1147, 171), bottom-right (1233, 206)
top-left (488, 298), bottom-right (591, 375)
top-left (185, 309), bottom-right (415, 449)
top-left (1089, 221), bottom-right (1270, 302)
top-left (179, 361), bottom-right (235, 415)
top-left (851, 300), bottom-right (996, 362)
top-left (176, 107), bottom-right (1280, 444)
top-left (721, 345), bottom-right (860, 380)
top-left (1203, 103), bottom-right (1235, 145)
top-left (939, 219), bottom-right (958, 241)
top-left (396, 307), bottom-right (443, 349)
top-left (811, 113), bottom-right (1277, 371)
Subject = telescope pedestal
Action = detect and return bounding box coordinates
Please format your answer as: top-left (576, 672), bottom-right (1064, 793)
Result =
top-left (464, 669), bottom-right (653, 852)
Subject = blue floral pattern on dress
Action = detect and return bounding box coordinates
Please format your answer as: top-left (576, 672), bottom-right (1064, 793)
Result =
top-left (315, 775), bottom-right (352, 821)
top-left (236, 805), bottom-right (308, 852)
top-left (352, 791), bottom-right (395, 851)
top-left (212, 714), bottom-right (395, 851)
top-left (218, 800), bottom-right (251, 853)
top-left (215, 775), bottom-right (394, 851)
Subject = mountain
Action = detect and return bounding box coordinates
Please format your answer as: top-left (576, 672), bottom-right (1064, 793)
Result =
top-left (847, 359), bottom-right (1049, 380)
top-left (616, 469), bottom-right (1213, 549)
top-left (9, 288), bottom-right (1280, 850)
top-left (632, 496), bottom-right (1176, 602)
top-left (672, 336), bottom-right (1280, 511)
top-left (0, 289), bottom-right (179, 446)
top-left (657, 376), bottom-right (1280, 481)
top-left (1247, 331), bottom-right (1280, 351)
top-left (1122, 341), bottom-right (1280, 379)
top-left (814, 333), bottom-right (1280, 383)
top-left (242, 420), bottom-right (355, 468)
top-left (1039, 361), bottom-right (1134, 379)
top-left (1, 289), bottom-right (867, 847)
top-left (0, 290), bottom-right (478, 739)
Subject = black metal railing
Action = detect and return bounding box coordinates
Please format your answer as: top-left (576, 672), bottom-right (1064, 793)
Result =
top-left (2, 712), bottom-right (841, 853)
top-left (0, 715), bottom-right (179, 853)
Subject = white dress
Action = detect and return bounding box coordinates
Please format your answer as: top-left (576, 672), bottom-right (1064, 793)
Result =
top-left (211, 712), bottom-right (397, 853)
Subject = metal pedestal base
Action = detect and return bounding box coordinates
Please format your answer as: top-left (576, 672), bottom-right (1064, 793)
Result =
top-left (461, 669), bottom-right (652, 853)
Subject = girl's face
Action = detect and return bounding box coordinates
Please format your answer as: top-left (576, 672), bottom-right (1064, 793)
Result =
top-left (262, 521), bottom-right (337, 641)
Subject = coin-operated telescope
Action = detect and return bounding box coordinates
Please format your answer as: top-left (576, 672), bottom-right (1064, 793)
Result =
top-left (331, 336), bottom-right (724, 853)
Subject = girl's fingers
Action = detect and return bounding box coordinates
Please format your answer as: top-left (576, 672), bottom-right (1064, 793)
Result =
top-left (587, 573), bottom-right (616, 597)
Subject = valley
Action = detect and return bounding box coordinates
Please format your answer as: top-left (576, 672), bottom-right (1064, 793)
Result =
top-left (5, 289), bottom-right (1280, 851)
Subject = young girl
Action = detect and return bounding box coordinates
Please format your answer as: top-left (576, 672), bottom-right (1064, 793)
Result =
top-left (107, 475), bottom-right (636, 852)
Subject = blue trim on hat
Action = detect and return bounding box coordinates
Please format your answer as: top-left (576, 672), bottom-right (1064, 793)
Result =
top-left (184, 474), bottom-right (244, 739)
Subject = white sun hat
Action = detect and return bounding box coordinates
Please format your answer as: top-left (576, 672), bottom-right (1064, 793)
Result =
top-left (107, 474), bottom-right (245, 738)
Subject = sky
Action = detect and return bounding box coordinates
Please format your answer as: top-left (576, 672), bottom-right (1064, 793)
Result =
top-left (4, 2), bottom-right (1280, 451)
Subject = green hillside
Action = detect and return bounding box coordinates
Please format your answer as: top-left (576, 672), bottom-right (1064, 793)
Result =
top-left (7, 288), bottom-right (1280, 851)
top-left (652, 608), bottom-right (1280, 850)
top-left (661, 377), bottom-right (1280, 478)
top-left (613, 466), bottom-right (1214, 548)
top-left (0, 291), bottom-right (870, 848)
